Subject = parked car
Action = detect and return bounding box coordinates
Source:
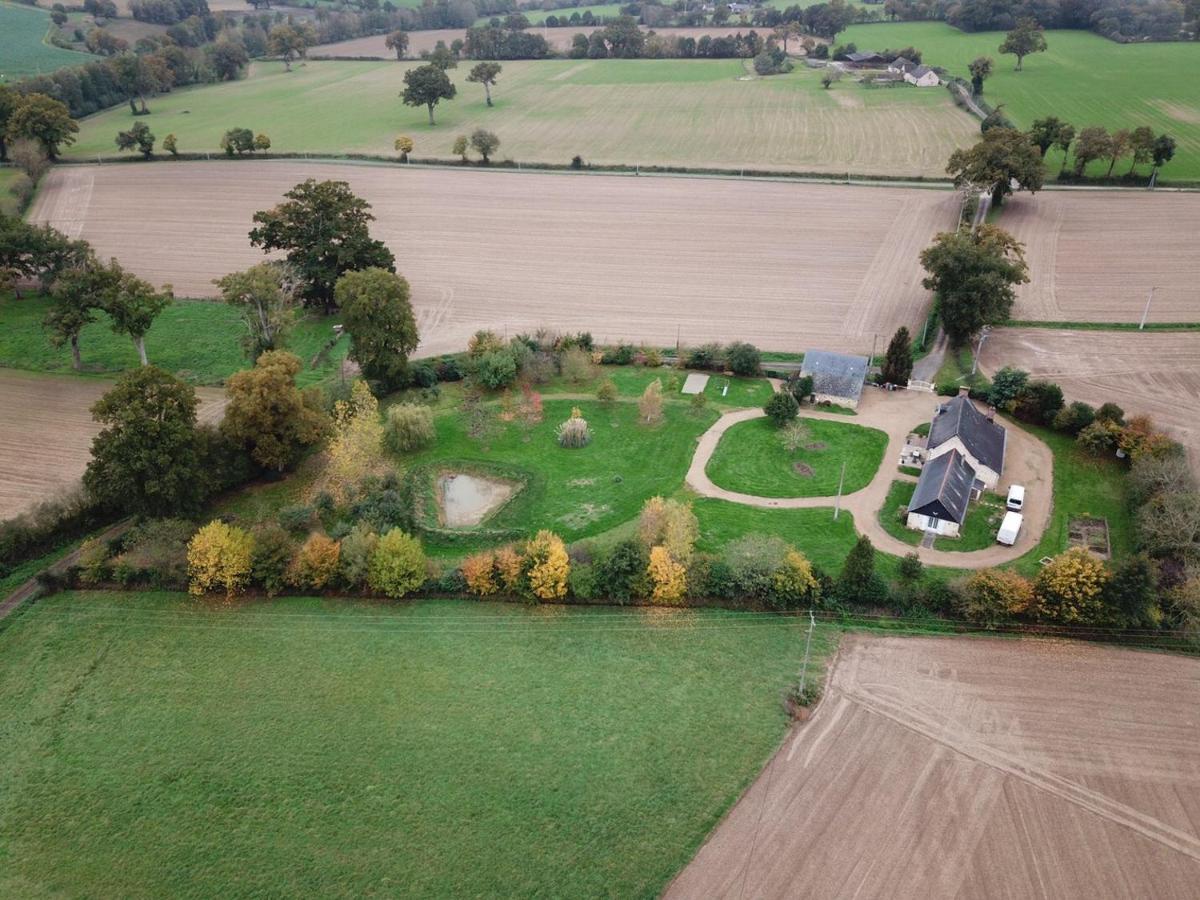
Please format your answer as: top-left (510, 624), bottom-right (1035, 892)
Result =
top-left (997, 511), bottom-right (1023, 546)
top-left (1006, 484), bottom-right (1025, 511)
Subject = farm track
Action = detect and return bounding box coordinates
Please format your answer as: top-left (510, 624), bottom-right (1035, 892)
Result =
top-left (1000, 191), bottom-right (1200, 324)
top-left (982, 327), bottom-right (1200, 476)
top-left (0, 370), bottom-right (226, 521)
top-left (666, 634), bottom-right (1200, 899)
top-left (28, 162), bottom-right (959, 360)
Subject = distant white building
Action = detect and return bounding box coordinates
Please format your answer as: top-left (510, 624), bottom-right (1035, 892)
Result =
top-left (904, 65), bottom-right (940, 87)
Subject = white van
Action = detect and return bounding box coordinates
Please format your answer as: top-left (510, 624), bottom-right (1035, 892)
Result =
top-left (1006, 484), bottom-right (1025, 511)
top-left (997, 511), bottom-right (1023, 546)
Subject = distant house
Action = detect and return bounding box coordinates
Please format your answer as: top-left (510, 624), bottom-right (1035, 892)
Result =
top-left (927, 388), bottom-right (1006, 488)
top-left (906, 449), bottom-right (976, 537)
top-left (726, 2), bottom-right (752, 11)
top-left (903, 65), bottom-right (940, 87)
top-left (800, 349), bottom-right (870, 410)
top-left (887, 57), bottom-right (918, 74)
top-left (841, 50), bottom-right (886, 66)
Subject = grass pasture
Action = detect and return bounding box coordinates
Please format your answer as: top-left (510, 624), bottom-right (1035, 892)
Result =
top-left (843, 23), bottom-right (1200, 181)
top-left (0, 293), bottom-right (348, 387)
top-left (705, 416), bottom-right (888, 498)
top-left (0, 592), bottom-right (833, 897)
top-left (0, 1), bottom-right (96, 78)
top-left (65, 57), bottom-right (976, 175)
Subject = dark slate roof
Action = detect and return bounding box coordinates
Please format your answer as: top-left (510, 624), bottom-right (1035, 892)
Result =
top-left (928, 394), bottom-right (1007, 473)
top-left (845, 50), bottom-right (884, 63)
top-left (910, 65), bottom-right (936, 79)
top-left (891, 57), bottom-right (917, 70)
top-left (801, 349), bottom-right (869, 404)
top-left (909, 449), bottom-right (975, 524)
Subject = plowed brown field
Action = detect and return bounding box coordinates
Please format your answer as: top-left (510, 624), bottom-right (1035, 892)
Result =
top-left (29, 163), bottom-right (957, 358)
top-left (666, 634), bottom-right (1200, 900)
top-left (1001, 191), bottom-right (1200, 324)
top-left (981, 327), bottom-right (1200, 474)
top-left (0, 371), bottom-right (226, 522)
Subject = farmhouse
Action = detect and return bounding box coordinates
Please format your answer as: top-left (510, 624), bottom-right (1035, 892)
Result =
top-left (800, 349), bottom-right (869, 409)
top-left (927, 388), bottom-right (1006, 488)
top-left (888, 57), bottom-right (918, 74)
top-left (904, 65), bottom-right (940, 87)
top-left (841, 50), bottom-right (886, 66)
top-left (906, 448), bottom-right (975, 537)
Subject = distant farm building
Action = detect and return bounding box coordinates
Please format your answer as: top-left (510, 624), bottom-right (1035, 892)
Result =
top-left (904, 65), bottom-right (940, 87)
top-left (841, 50), bottom-right (886, 66)
top-left (927, 389), bottom-right (1006, 488)
top-left (800, 349), bottom-right (869, 409)
top-left (888, 57), bottom-right (918, 75)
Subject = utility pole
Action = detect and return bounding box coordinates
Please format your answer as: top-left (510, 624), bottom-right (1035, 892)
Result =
top-left (833, 460), bottom-right (846, 520)
top-left (797, 610), bottom-right (816, 698)
top-left (971, 325), bottom-right (991, 377)
top-left (1139, 286), bottom-right (1155, 330)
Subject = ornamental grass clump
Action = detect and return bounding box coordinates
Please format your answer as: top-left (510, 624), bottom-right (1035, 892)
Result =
top-left (556, 407), bottom-right (591, 449)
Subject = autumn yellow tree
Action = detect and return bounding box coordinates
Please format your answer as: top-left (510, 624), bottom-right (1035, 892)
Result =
top-left (287, 532), bottom-right (341, 589)
top-left (461, 550), bottom-right (499, 596)
top-left (638, 496), bottom-right (699, 564)
top-left (1035, 548), bottom-right (1110, 624)
top-left (773, 549), bottom-right (819, 607)
top-left (326, 379), bottom-right (384, 499)
top-left (957, 568), bottom-right (1034, 627)
top-left (188, 520), bottom-right (255, 598)
top-left (638, 378), bottom-right (664, 425)
top-left (494, 545), bottom-right (525, 594)
top-left (525, 530), bottom-right (569, 600)
top-left (647, 545), bottom-right (687, 605)
top-left (368, 528), bottom-right (426, 598)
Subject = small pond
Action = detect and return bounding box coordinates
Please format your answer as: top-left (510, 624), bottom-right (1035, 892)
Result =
top-left (438, 473), bottom-right (517, 527)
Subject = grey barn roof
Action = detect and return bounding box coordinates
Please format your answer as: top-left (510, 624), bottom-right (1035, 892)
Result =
top-left (909, 449), bottom-right (975, 524)
top-left (928, 394), bottom-right (1007, 473)
top-left (845, 50), bottom-right (884, 63)
top-left (800, 350), bottom-right (869, 405)
top-left (910, 65), bottom-right (936, 79)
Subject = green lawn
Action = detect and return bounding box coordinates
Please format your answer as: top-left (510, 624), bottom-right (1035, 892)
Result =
top-left (878, 479), bottom-right (1006, 551)
top-left (0, 591), bottom-right (834, 897)
top-left (0, 1), bottom-right (96, 79)
top-left (0, 167), bottom-right (25, 217)
top-left (0, 293), bottom-right (347, 387)
top-left (842, 23), bottom-right (1200, 181)
top-left (402, 398), bottom-right (717, 550)
top-left (705, 416), bottom-right (888, 498)
top-left (65, 57), bottom-right (974, 175)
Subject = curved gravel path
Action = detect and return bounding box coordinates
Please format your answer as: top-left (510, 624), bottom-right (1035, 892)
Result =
top-left (686, 386), bottom-right (1054, 568)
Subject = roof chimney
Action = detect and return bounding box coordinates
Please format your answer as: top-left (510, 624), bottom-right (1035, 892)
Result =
top-left (986, 406), bottom-right (996, 422)
top-left (958, 386), bottom-right (970, 399)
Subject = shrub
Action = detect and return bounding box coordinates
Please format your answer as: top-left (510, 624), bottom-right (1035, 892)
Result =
top-left (77, 537), bottom-right (112, 585)
top-left (723, 534), bottom-right (790, 605)
top-left (468, 329), bottom-right (506, 357)
top-left (638, 379), bottom-right (664, 425)
top-left (568, 560), bottom-right (597, 600)
top-left (368, 528), bottom-right (426, 598)
top-left (1035, 548), bottom-right (1110, 624)
top-left (987, 366), bottom-right (1028, 408)
top-left (837, 534), bottom-right (888, 605)
top-left (494, 545), bottom-right (524, 594)
top-left (1076, 420), bottom-right (1119, 456)
top-left (898, 552), bottom-right (924, 583)
top-left (525, 530), bottom-right (569, 601)
top-left (596, 379), bottom-right (618, 404)
top-left (690, 392), bottom-right (707, 413)
top-left (409, 363), bottom-right (438, 388)
top-left (1095, 402), bottom-right (1125, 425)
top-left (1053, 401), bottom-right (1095, 435)
top-left (462, 550), bottom-right (499, 595)
top-left (684, 343), bottom-right (722, 371)
top-left (725, 341), bottom-right (761, 376)
top-left (601, 343), bottom-right (635, 365)
top-left (647, 546), bottom-right (687, 605)
top-left (287, 533), bottom-right (341, 590)
top-left (773, 550), bottom-right (819, 609)
top-left (764, 390), bottom-right (799, 426)
top-left (594, 539), bottom-right (647, 603)
top-left (956, 568), bottom-right (1034, 627)
top-left (187, 521), bottom-right (254, 598)
top-left (350, 473), bottom-right (413, 534)
top-left (642, 346), bottom-right (663, 368)
top-left (556, 410), bottom-right (592, 448)
top-left (787, 374), bottom-right (814, 404)
top-left (327, 380), bottom-right (385, 501)
top-left (560, 347), bottom-right (593, 383)
top-left (384, 403), bottom-right (436, 454)
top-left (250, 522), bottom-right (294, 596)
top-left (435, 356), bottom-right (464, 382)
top-left (638, 496), bottom-right (698, 564)
top-left (339, 523), bottom-right (379, 589)
top-left (1011, 380), bottom-right (1064, 425)
top-left (472, 349), bottom-right (519, 390)
top-left (112, 518), bottom-right (195, 587)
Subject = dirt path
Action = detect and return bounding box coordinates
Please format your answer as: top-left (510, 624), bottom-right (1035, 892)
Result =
top-left (686, 386), bottom-right (1053, 568)
top-left (664, 634), bottom-right (1200, 899)
top-left (0, 520), bottom-right (129, 624)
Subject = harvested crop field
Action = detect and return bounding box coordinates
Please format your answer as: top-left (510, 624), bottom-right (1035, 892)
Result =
top-left (0, 370), bottom-right (225, 522)
top-left (64, 59), bottom-right (975, 177)
top-left (667, 634), bottom-right (1200, 899)
top-left (29, 162), bottom-right (958, 358)
top-left (981, 327), bottom-right (1200, 475)
top-left (1001, 191), bottom-right (1200, 324)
